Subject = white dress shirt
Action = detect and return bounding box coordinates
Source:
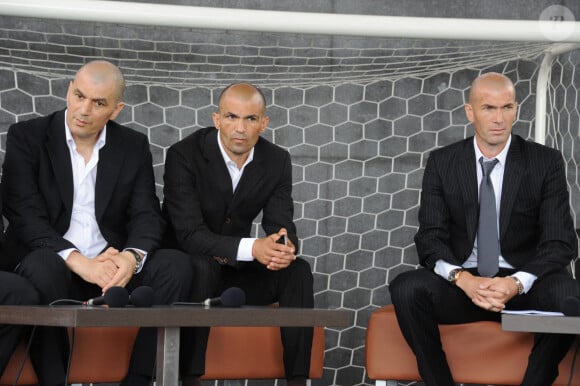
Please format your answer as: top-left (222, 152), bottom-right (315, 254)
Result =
top-left (58, 116), bottom-right (107, 260)
top-left (58, 110), bottom-right (146, 272)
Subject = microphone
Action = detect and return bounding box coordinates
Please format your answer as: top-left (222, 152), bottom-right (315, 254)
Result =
top-left (203, 287), bottom-right (246, 307)
top-left (84, 286), bottom-right (129, 308)
top-left (130, 286), bottom-right (154, 307)
top-left (561, 296), bottom-right (580, 316)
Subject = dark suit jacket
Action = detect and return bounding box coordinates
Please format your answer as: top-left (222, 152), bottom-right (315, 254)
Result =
top-left (162, 127), bottom-right (297, 266)
top-left (0, 109), bottom-right (165, 270)
top-left (415, 134), bottom-right (577, 278)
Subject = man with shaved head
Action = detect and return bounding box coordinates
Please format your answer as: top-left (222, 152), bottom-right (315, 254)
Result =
top-left (1, 60), bottom-right (191, 386)
top-left (163, 82), bottom-right (314, 386)
top-left (389, 72), bottom-right (580, 385)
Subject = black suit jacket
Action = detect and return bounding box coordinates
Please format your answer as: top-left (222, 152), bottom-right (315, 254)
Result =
top-left (415, 134), bottom-right (577, 278)
top-left (1, 109), bottom-right (165, 270)
top-left (162, 127), bottom-right (297, 266)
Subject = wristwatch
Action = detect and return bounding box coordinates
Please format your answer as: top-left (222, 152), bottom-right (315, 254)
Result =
top-left (511, 276), bottom-right (524, 295)
top-left (126, 249), bottom-right (143, 273)
top-left (448, 268), bottom-right (464, 284)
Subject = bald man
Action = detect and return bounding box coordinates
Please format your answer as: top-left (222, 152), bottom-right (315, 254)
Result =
top-left (162, 82), bottom-right (314, 386)
top-left (389, 72), bottom-right (580, 385)
top-left (1, 60), bottom-right (192, 386)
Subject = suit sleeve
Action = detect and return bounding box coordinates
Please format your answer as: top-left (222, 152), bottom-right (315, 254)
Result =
top-left (2, 123), bottom-right (76, 252)
top-left (259, 151), bottom-right (298, 249)
top-left (120, 136), bottom-right (165, 253)
top-left (521, 151), bottom-right (577, 277)
top-left (414, 152), bottom-right (457, 270)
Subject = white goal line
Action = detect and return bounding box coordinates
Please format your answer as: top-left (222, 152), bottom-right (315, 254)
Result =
top-left (1, 0), bottom-right (580, 43)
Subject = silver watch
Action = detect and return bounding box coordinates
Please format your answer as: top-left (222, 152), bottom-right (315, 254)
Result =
top-left (448, 268), bottom-right (464, 284)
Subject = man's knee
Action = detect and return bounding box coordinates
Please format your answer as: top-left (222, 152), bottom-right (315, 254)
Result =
top-left (288, 257), bottom-right (313, 283)
top-left (17, 249), bottom-right (69, 281)
top-left (0, 273), bottom-right (39, 305)
top-left (147, 248), bottom-right (192, 279)
top-left (390, 268), bottom-right (433, 304)
top-left (536, 272), bottom-right (580, 310)
top-left (15, 249), bottom-right (70, 303)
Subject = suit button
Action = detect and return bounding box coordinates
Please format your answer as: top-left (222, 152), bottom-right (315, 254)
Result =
top-left (225, 217), bottom-right (231, 224)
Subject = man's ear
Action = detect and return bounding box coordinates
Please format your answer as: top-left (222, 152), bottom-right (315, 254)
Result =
top-left (464, 103), bottom-right (474, 123)
top-left (109, 102), bottom-right (125, 121)
top-left (212, 111), bottom-right (220, 129)
top-left (259, 115), bottom-right (269, 133)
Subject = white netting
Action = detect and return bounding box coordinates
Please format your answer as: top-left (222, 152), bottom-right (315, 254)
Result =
top-left (0, 17), bottom-right (554, 87)
top-left (544, 51), bottom-right (580, 277)
top-left (546, 53), bottom-right (580, 217)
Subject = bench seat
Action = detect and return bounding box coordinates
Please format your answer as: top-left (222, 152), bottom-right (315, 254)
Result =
top-left (0, 325), bottom-right (324, 384)
top-left (365, 304), bottom-right (580, 386)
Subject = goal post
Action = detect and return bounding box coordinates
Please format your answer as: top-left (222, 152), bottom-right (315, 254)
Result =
top-left (1, 0), bottom-right (580, 42)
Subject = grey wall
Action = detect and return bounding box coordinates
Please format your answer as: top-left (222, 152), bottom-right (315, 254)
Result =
top-left (0, 2), bottom-right (579, 386)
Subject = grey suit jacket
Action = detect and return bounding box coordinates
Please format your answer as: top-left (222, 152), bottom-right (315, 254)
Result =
top-left (162, 126), bottom-right (297, 266)
top-left (415, 134), bottom-right (577, 278)
top-left (1, 109), bottom-right (165, 270)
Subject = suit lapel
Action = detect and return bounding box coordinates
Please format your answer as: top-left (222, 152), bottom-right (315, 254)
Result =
top-left (233, 147), bottom-right (266, 206)
top-left (46, 111), bottom-right (74, 215)
top-left (499, 136), bottom-right (524, 239)
top-left (457, 139), bottom-right (479, 242)
top-left (95, 123), bottom-right (124, 221)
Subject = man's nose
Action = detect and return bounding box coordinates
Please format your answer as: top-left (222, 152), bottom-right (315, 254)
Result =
top-left (493, 108), bottom-right (504, 123)
top-left (79, 99), bottom-right (92, 114)
top-left (234, 119), bottom-right (246, 132)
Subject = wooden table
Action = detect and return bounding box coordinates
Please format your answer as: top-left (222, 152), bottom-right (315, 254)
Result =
top-left (0, 305), bottom-right (351, 386)
top-left (502, 313), bottom-right (580, 334)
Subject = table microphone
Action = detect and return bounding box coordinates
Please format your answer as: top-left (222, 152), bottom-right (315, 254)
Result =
top-left (85, 286), bottom-right (129, 308)
top-left (561, 296), bottom-right (580, 316)
top-left (203, 287), bottom-right (246, 307)
top-left (130, 286), bottom-right (154, 307)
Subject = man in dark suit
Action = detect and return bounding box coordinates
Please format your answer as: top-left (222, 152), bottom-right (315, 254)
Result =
top-left (1, 60), bottom-right (191, 386)
top-left (390, 72), bottom-right (580, 385)
top-left (162, 82), bottom-right (314, 386)
top-left (0, 272), bottom-right (39, 378)
top-left (0, 193), bottom-right (40, 380)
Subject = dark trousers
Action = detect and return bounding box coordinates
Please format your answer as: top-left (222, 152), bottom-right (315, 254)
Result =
top-left (180, 255), bottom-right (314, 380)
top-left (14, 248), bottom-right (192, 386)
top-left (0, 272), bottom-right (39, 377)
top-left (390, 268), bottom-right (580, 386)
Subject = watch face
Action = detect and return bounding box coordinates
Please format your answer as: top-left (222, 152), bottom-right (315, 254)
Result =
top-left (448, 269), bottom-right (460, 282)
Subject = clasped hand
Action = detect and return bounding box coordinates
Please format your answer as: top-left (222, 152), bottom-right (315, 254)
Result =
top-left (456, 271), bottom-right (518, 312)
top-left (67, 247), bottom-right (136, 293)
top-left (252, 228), bottom-right (297, 271)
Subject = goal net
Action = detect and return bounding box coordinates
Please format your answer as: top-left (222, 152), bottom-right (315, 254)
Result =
top-left (0, 22), bottom-right (556, 87)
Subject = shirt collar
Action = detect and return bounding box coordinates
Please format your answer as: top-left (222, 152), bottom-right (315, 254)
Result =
top-left (473, 134), bottom-right (511, 166)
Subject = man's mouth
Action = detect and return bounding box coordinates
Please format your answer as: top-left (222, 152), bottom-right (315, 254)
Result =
top-left (75, 117), bottom-right (89, 126)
